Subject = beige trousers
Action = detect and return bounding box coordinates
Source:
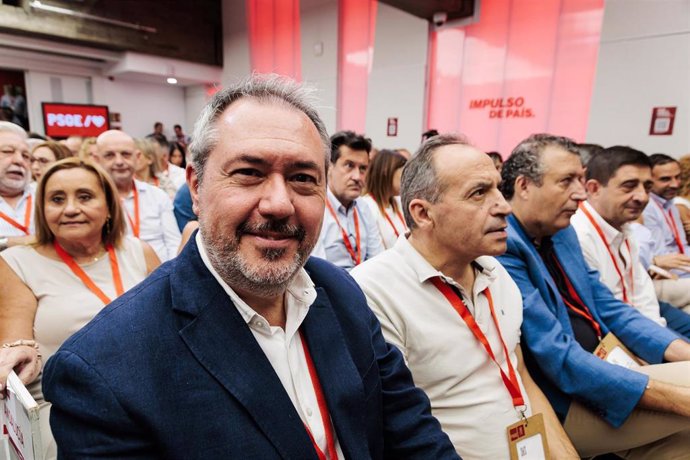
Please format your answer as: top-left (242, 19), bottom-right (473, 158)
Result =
top-left (654, 278), bottom-right (690, 313)
top-left (563, 362), bottom-right (690, 459)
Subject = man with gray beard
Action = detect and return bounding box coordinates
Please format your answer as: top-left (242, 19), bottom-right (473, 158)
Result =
top-left (42, 76), bottom-right (458, 459)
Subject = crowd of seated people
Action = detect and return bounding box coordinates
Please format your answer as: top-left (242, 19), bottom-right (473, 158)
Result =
top-left (0, 76), bottom-right (689, 459)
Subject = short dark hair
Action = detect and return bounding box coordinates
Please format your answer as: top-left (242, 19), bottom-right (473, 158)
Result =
top-left (174, 124), bottom-right (182, 130)
top-left (154, 122), bottom-right (163, 129)
top-left (500, 133), bottom-right (579, 200)
top-left (649, 153), bottom-right (678, 168)
top-left (486, 151), bottom-right (502, 163)
top-left (421, 129), bottom-right (439, 141)
top-left (585, 146), bottom-right (650, 185)
top-left (154, 138), bottom-right (170, 149)
top-left (330, 130), bottom-right (372, 163)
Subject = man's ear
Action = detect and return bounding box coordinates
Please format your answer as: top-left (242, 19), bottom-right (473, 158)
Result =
top-left (515, 175), bottom-right (530, 199)
top-left (584, 179), bottom-right (601, 196)
top-left (187, 165), bottom-right (201, 217)
top-left (408, 198), bottom-right (433, 230)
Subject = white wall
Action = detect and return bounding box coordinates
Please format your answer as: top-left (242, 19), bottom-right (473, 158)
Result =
top-left (24, 71), bottom-right (93, 133)
top-left (184, 84), bottom-right (211, 135)
top-left (221, 0), bottom-right (252, 86)
top-left (301, 0), bottom-right (339, 135)
top-left (22, 71), bottom-right (187, 139)
top-left (95, 76), bottom-right (186, 139)
top-left (587, 0), bottom-right (690, 156)
top-left (365, 2), bottom-right (428, 151)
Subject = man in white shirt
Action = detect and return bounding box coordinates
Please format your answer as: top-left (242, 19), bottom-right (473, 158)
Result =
top-left (43, 75), bottom-right (457, 458)
top-left (0, 121), bottom-right (34, 251)
top-left (93, 130), bottom-right (181, 261)
top-left (634, 153), bottom-right (690, 310)
top-left (352, 135), bottom-right (577, 459)
top-left (571, 146), bottom-right (690, 339)
top-left (317, 130), bottom-right (383, 269)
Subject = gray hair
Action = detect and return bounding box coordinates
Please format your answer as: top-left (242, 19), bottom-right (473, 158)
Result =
top-left (500, 133), bottom-right (579, 200)
top-left (189, 74), bottom-right (330, 184)
top-left (0, 121), bottom-right (27, 139)
top-left (401, 134), bottom-right (469, 230)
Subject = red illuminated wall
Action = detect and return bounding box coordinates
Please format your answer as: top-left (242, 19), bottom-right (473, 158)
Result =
top-left (337, 0), bottom-right (377, 132)
top-left (426, 0), bottom-right (604, 156)
top-left (247, 0), bottom-right (302, 80)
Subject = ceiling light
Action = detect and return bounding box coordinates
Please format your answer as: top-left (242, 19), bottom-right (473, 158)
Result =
top-left (167, 77), bottom-right (178, 85)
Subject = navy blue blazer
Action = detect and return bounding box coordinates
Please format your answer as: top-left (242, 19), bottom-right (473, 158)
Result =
top-left (497, 215), bottom-right (679, 428)
top-left (43, 238), bottom-right (457, 459)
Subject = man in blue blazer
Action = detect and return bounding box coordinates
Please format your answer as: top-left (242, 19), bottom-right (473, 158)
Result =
top-left (42, 76), bottom-right (457, 459)
top-left (497, 134), bottom-right (690, 459)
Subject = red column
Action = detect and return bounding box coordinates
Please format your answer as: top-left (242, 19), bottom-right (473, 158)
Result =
top-left (247, 0), bottom-right (302, 80)
top-left (337, 0), bottom-right (378, 132)
top-left (425, 0), bottom-right (604, 155)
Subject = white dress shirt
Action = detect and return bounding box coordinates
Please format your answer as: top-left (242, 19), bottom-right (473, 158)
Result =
top-left (196, 232), bottom-right (344, 459)
top-left (317, 189), bottom-right (384, 270)
top-left (122, 180), bottom-right (181, 261)
top-left (360, 195), bottom-right (408, 249)
top-left (351, 235), bottom-right (530, 459)
top-left (571, 201), bottom-right (665, 326)
top-left (0, 187), bottom-right (35, 237)
top-left (164, 163), bottom-right (186, 190)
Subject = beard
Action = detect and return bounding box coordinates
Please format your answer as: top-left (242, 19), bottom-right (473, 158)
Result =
top-left (202, 217), bottom-right (313, 298)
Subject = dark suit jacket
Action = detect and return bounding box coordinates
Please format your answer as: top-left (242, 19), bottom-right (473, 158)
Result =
top-left (43, 238), bottom-right (457, 459)
top-left (497, 215), bottom-right (679, 428)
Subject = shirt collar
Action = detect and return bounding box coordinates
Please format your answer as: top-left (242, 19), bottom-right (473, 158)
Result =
top-left (582, 200), bottom-right (629, 247)
top-left (327, 188), bottom-right (359, 215)
top-left (651, 193), bottom-right (673, 209)
top-left (133, 179), bottom-right (148, 193)
top-left (0, 186), bottom-right (32, 207)
top-left (393, 234), bottom-right (498, 296)
top-left (195, 231), bottom-right (317, 330)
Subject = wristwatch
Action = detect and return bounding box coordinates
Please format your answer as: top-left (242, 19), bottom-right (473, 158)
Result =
top-left (0, 237), bottom-right (9, 251)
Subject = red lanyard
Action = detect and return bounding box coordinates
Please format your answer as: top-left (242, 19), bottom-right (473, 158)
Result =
top-left (152, 176), bottom-right (160, 187)
top-left (579, 204), bottom-right (634, 303)
top-left (53, 240), bottom-right (124, 304)
top-left (300, 331), bottom-right (338, 460)
top-left (325, 200), bottom-right (361, 265)
top-left (551, 256), bottom-right (603, 339)
top-left (382, 207), bottom-right (407, 238)
top-left (0, 195), bottom-right (32, 235)
top-left (123, 181), bottom-right (140, 237)
top-left (654, 200), bottom-right (685, 254)
top-left (430, 277), bottom-right (525, 409)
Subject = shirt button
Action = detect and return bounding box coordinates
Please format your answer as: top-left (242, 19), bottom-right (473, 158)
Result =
top-left (306, 407), bottom-right (313, 417)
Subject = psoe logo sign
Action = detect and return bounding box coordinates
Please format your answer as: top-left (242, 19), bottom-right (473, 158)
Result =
top-left (42, 103), bottom-right (111, 138)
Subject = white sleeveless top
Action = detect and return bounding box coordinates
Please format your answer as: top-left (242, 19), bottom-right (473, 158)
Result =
top-left (1, 236), bottom-right (148, 401)
top-left (360, 194), bottom-right (408, 249)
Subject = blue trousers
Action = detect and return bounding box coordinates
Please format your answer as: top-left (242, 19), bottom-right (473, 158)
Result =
top-left (660, 301), bottom-right (690, 340)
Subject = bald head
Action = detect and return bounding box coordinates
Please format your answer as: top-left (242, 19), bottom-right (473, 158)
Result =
top-left (96, 130), bottom-right (135, 149)
top-left (94, 130), bottom-right (140, 189)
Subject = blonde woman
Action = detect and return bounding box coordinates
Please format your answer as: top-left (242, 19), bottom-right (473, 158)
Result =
top-left (134, 138), bottom-right (177, 199)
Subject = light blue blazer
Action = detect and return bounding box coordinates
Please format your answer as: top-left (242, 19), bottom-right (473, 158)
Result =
top-left (498, 214), bottom-right (679, 428)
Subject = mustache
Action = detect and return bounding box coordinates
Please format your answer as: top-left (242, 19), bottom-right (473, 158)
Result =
top-left (237, 220), bottom-right (306, 241)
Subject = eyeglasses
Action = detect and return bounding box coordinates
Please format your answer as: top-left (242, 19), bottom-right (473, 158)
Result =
top-left (31, 157), bottom-right (53, 165)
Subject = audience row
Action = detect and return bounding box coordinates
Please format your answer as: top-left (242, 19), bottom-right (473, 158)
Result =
top-left (0, 75), bottom-right (689, 459)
